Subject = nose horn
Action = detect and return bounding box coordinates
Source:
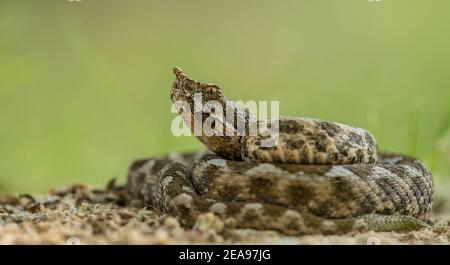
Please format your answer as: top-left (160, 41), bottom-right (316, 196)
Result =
top-left (173, 66), bottom-right (184, 75)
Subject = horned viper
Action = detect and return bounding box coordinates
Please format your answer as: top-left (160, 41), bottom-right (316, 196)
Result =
top-left (126, 68), bottom-right (433, 235)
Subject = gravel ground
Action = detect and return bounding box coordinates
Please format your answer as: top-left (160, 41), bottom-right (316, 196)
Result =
top-left (0, 180), bottom-right (449, 245)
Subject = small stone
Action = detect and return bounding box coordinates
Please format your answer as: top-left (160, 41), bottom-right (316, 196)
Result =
top-left (194, 213), bottom-right (225, 233)
top-left (163, 216), bottom-right (181, 230)
top-left (26, 202), bottom-right (42, 213)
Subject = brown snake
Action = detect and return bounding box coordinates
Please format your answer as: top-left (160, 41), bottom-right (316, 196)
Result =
top-left (126, 68), bottom-right (434, 235)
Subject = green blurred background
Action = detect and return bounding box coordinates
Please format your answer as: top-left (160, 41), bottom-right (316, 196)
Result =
top-left (0, 0), bottom-right (449, 193)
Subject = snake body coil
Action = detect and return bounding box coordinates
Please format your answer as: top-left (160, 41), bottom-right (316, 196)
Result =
top-left (126, 68), bottom-right (434, 235)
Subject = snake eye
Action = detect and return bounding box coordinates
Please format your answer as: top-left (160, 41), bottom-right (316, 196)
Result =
top-left (204, 84), bottom-right (220, 94)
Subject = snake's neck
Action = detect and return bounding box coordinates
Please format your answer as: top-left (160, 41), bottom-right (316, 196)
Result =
top-left (171, 67), bottom-right (255, 160)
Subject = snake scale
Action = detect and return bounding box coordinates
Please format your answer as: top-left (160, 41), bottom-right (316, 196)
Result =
top-left (126, 68), bottom-right (434, 235)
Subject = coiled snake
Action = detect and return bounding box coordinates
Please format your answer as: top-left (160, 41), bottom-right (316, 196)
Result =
top-left (126, 68), bottom-right (434, 235)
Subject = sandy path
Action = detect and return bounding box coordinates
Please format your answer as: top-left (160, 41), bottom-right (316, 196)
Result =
top-left (0, 182), bottom-right (449, 245)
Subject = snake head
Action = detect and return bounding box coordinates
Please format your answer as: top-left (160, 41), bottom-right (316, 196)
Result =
top-left (171, 67), bottom-right (226, 107)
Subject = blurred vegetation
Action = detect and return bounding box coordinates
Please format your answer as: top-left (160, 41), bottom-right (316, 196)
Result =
top-left (0, 0), bottom-right (449, 193)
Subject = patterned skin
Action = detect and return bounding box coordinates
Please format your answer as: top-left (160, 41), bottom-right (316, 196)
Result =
top-left (126, 68), bottom-right (434, 234)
